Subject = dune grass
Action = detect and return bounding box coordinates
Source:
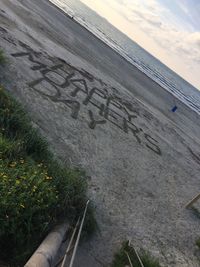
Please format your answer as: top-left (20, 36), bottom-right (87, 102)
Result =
top-left (0, 87), bottom-right (96, 266)
top-left (111, 241), bottom-right (161, 267)
top-left (0, 50), bottom-right (6, 64)
top-left (196, 238), bottom-right (200, 249)
top-left (191, 206), bottom-right (200, 220)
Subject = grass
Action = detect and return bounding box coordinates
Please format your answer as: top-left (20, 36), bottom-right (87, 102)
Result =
top-left (196, 238), bottom-right (200, 249)
top-left (0, 87), bottom-right (96, 266)
top-left (191, 207), bottom-right (200, 220)
top-left (0, 50), bottom-right (6, 64)
top-left (111, 241), bottom-right (161, 267)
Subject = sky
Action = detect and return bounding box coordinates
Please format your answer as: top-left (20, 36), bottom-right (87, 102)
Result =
top-left (80, 0), bottom-right (200, 89)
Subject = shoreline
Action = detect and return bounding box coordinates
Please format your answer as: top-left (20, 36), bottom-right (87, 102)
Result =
top-left (41, 0), bottom-right (200, 145)
top-left (47, 0), bottom-right (200, 115)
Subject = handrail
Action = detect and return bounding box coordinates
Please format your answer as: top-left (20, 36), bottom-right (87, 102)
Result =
top-left (60, 217), bottom-right (80, 267)
top-left (185, 192), bottom-right (200, 208)
top-left (58, 200), bottom-right (90, 267)
top-left (69, 200), bottom-right (90, 267)
top-left (132, 247), bottom-right (144, 267)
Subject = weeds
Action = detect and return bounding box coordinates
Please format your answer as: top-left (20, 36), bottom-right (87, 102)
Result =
top-left (0, 87), bottom-right (96, 266)
top-left (0, 50), bottom-right (6, 64)
top-left (111, 241), bottom-right (161, 267)
top-left (141, 250), bottom-right (161, 267)
top-left (191, 207), bottom-right (200, 220)
top-left (196, 238), bottom-right (200, 249)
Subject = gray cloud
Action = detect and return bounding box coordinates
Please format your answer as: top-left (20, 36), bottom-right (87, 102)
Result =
top-left (113, 0), bottom-right (200, 64)
top-left (80, 0), bottom-right (200, 87)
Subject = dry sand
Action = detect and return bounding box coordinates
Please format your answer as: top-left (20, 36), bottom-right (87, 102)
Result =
top-left (0, 0), bottom-right (200, 266)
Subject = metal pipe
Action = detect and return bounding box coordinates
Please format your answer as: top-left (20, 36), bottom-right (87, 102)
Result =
top-left (25, 223), bottom-right (68, 267)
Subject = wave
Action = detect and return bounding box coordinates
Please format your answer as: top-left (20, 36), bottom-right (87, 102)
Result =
top-left (49, 0), bottom-right (200, 114)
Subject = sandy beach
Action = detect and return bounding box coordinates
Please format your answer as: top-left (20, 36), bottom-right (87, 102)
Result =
top-left (1, 0), bottom-right (200, 266)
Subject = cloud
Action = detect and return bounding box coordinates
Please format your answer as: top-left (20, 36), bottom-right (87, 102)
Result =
top-left (117, 0), bottom-right (163, 25)
top-left (112, 0), bottom-right (200, 64)
top-left (80, 0), bottom-right (200, 88)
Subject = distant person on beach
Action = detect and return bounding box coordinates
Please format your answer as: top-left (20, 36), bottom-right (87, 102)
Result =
top-left (171, 105), bottom-right (178, 112)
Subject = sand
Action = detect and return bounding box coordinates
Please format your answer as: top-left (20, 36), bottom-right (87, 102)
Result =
top-left (0, 0), bottom-right (200, 266)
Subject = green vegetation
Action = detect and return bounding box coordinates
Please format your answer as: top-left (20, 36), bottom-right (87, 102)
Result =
top-left (0, 87), bottom-right (96, 266)
top-left (196, 238), bottom-right (200, 249)
top-left (111, 241), bottom-right (161, 267)
top-left (0, 50), bottom-right (6, 64)
top-left (191, 207), bottom-right (200, 220)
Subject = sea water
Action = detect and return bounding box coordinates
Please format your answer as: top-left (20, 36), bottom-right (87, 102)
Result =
top-left (49, 0), bottom-right (200, 114)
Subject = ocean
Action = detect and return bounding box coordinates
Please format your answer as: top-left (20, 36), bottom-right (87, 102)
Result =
top-left (49, 0), bottom-right (200, 114)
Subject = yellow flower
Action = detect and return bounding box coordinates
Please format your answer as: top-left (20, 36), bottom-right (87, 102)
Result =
top-left (32, 185), bottom-right (37, 192)
top-left (10, 162), bottom-right (17, 168)
top-left (20, 204), bottom-right (25, 208)
top-left (37, 163), bottom-right (43, 167)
